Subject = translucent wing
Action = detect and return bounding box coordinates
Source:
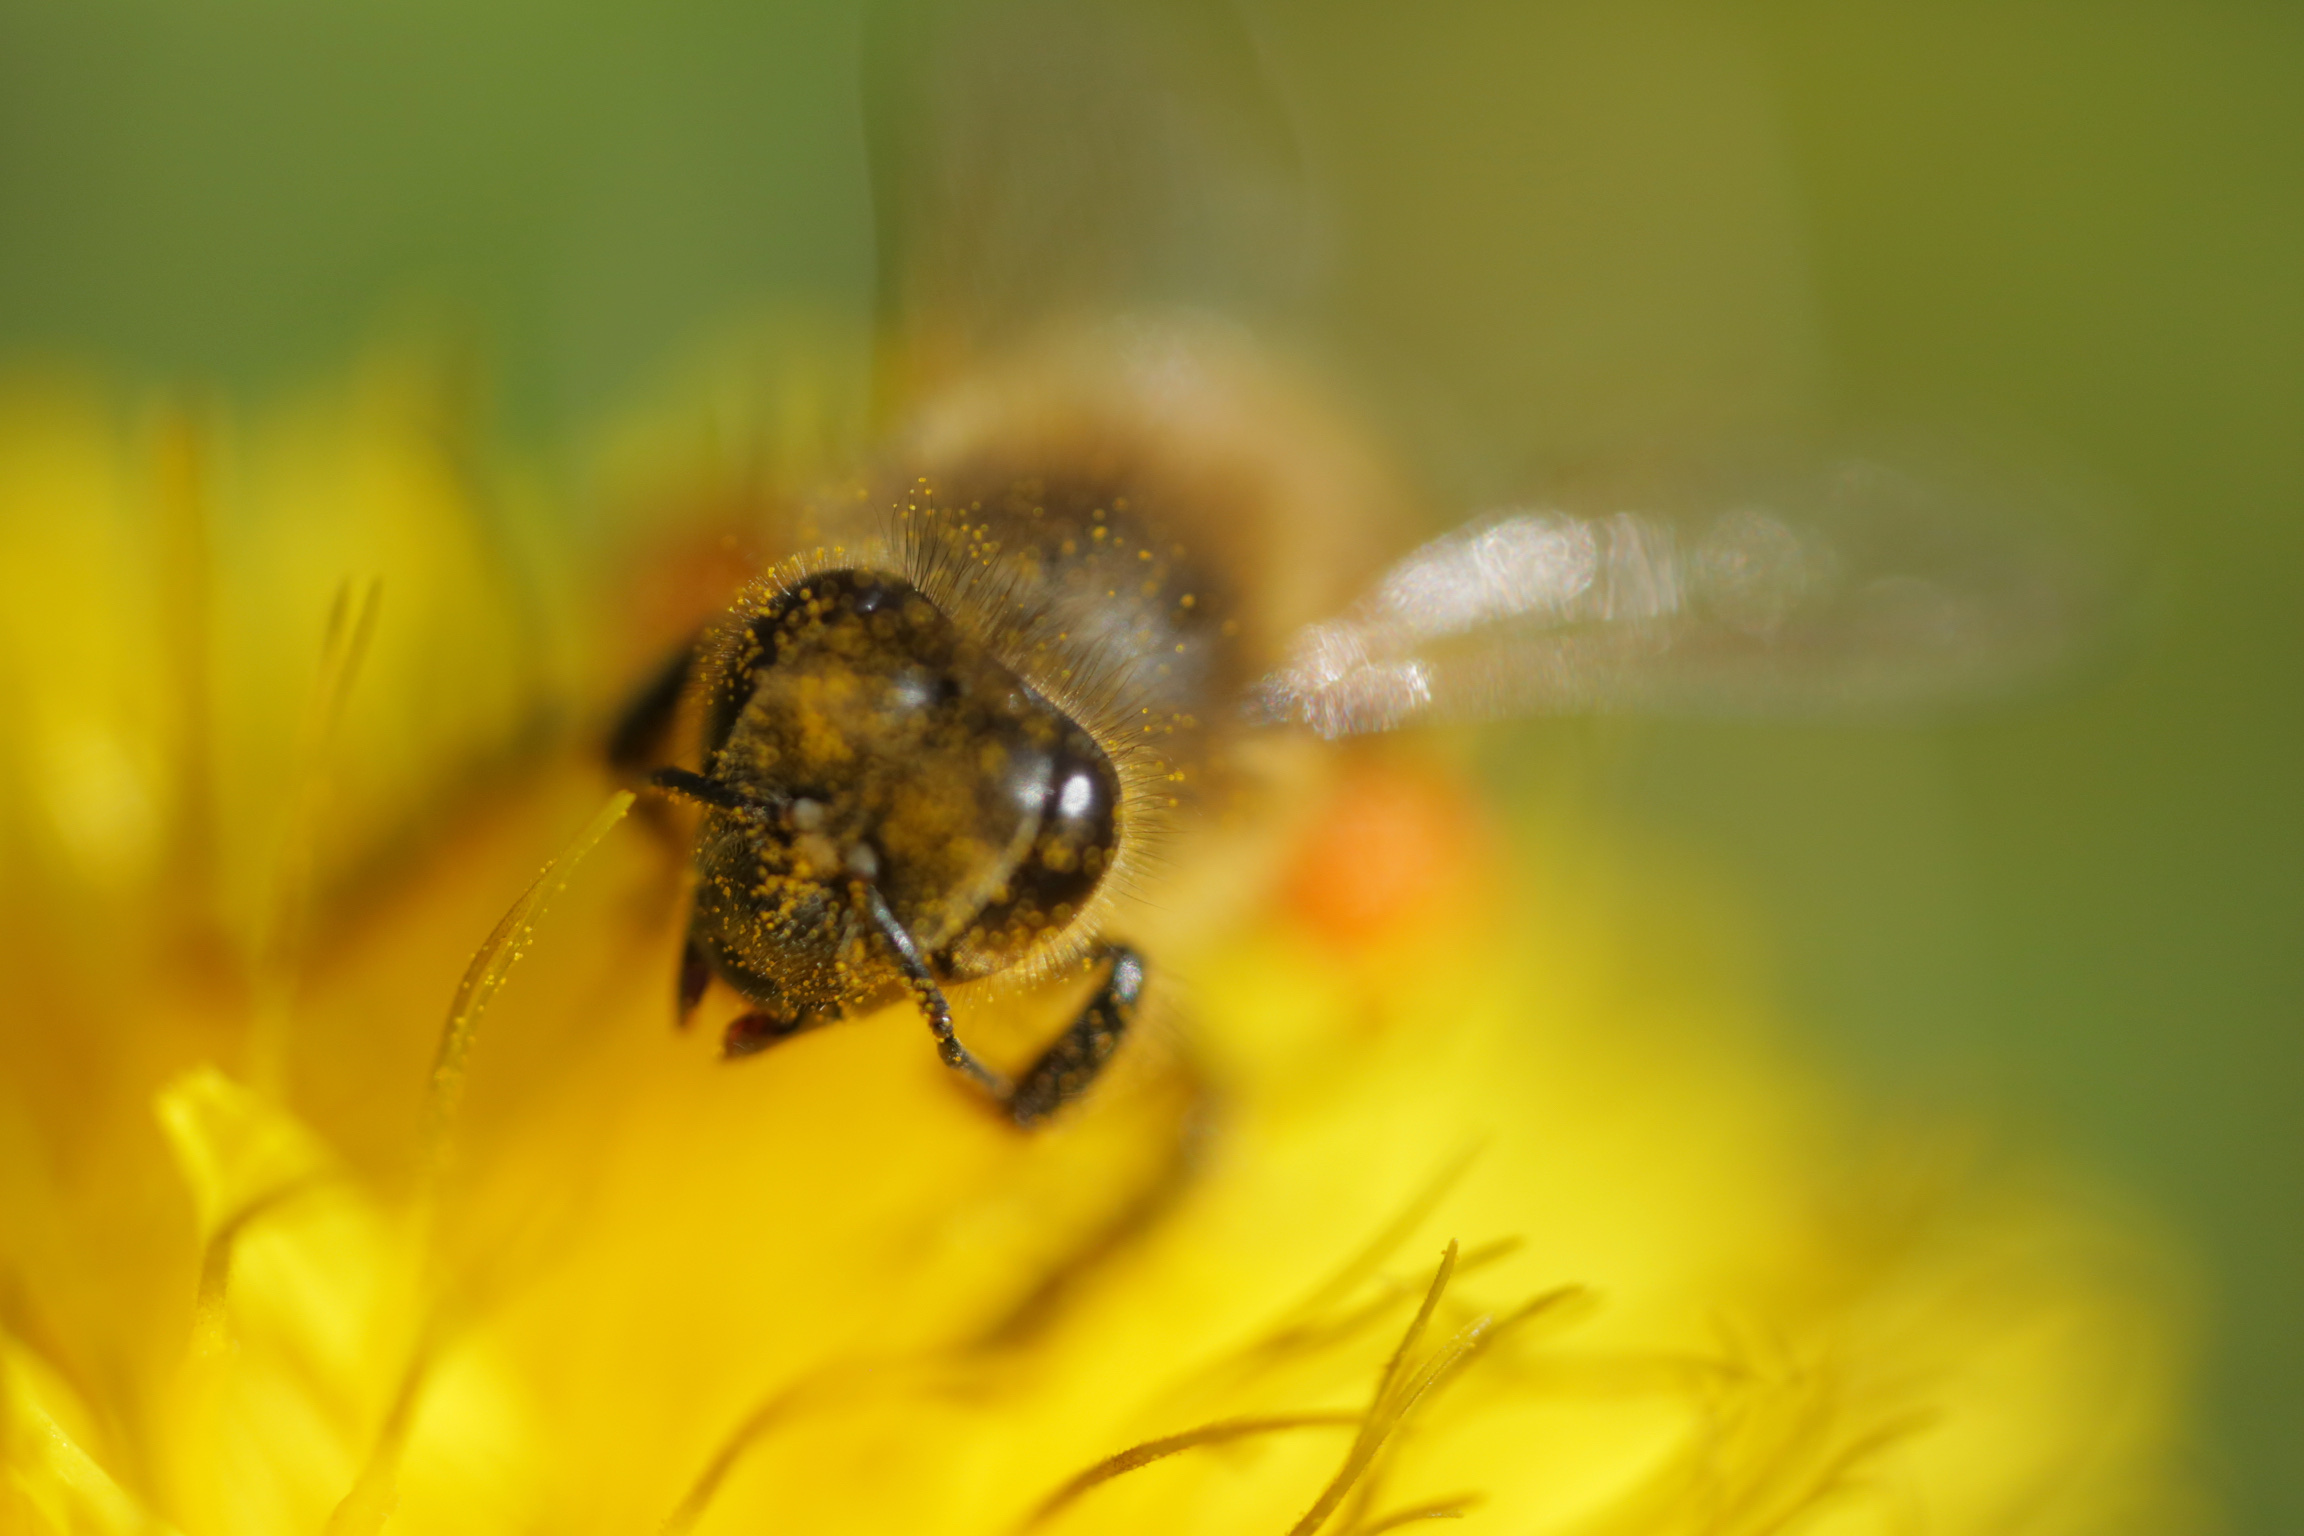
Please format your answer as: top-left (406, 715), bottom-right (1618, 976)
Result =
top-left (1254, 458), bottom-right (2097, 736)
top-left (863, 0), bottom-right (1306, 371)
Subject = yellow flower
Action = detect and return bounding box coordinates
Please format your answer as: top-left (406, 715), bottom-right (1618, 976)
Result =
top-left (0, 355), bottom-right (2193, 1536)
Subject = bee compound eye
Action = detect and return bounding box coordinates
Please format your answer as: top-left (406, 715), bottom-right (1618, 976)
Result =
top-left (956, 723), bottom-right (1121, 968)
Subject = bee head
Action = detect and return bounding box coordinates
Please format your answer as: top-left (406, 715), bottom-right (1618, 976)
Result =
top-left (679, 569), bottom-right (1119, 1016)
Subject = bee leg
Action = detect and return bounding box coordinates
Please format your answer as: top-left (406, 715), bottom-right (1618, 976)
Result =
top-left (676, 934), bottom-right (711, 1027)
top-left (851, 880), bottom-right (1009, 1097)
top-left (1006, 945), bottom-right (1145, 1129)
top-left (606, 640), bottom-right (696, 774)
top-left (682, 937), bottom-right (829, 1057)
top-left (722, 1004), bottom-right (813, 1058)
top-left (718, 986), bottom-right (836, 1057)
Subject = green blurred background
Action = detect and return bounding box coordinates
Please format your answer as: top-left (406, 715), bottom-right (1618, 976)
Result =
top-left (0, 1), bottom-right (2293, 1527)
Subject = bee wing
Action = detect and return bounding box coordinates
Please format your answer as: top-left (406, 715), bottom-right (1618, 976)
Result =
top-left (1253, 459), bottom-right (2100, 736)
top-left (863, 0), bottom-right (1307, 366)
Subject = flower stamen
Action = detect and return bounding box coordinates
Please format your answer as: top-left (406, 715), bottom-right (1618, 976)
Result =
top-left (247, 576), bottom-right (382, 1096)
top-left (1345, 1492), bottom-right (1483, 1533)
top-left (1293, 1247), bottom-right (1586, 1536)
top-left (1018, 1413), bottom-right (1364, 1531)
top-left (1283, 1241), bottom-right (1462, 1536)
top-left (420, 788), bottom-right (634, 1184)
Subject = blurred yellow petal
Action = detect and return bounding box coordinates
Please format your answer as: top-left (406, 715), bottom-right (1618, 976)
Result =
top-left (0, 357), bottom-right (2197, 1536)
top-left (153, 1066), bottom-right (399, 1535)
top-left (3, 1332), bottom-right (175, 1536)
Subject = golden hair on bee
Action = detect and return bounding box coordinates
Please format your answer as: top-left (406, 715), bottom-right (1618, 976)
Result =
top-left (698, 456), bottom-right (1229, 975)
top-left (622, 327), bottom-right (1415, 1121)
top-left (896, 475), bottom-right (1220, 965)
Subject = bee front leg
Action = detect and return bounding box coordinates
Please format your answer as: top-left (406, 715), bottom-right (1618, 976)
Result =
top-left (677, 932), bottom-right (711, 1026)
top-left (1006, 945), bottom-right (1145, 1129)
top-left (852, 879), bottom-right (1142, 1127)
top-left (606, 640), bottom-right (696, 774)
top-left (851, 880), bottom-right (1009, 1096)
top-left (721, 1003), bottom-right (815, 1058)
top-left (676, 919), bottom-right (824, 1056)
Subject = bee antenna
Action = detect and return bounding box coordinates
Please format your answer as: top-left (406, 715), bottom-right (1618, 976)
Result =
top-left (647, 767), bottom-right (769, 819)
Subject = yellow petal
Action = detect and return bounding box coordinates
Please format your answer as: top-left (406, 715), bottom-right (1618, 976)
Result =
top-left (2, 1333), bottom-right (176, 1536)
top-left (0, 360), bottom-right (2200, 1536)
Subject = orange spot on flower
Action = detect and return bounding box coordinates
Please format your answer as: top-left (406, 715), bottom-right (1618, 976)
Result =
top-left (1282, 761), bottom-right (1483, 948)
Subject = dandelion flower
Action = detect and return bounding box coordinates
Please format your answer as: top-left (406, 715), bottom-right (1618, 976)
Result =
top-left (0, 358), bottom-right (2193, 1535)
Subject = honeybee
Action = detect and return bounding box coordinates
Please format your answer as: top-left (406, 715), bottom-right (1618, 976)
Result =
top-left (607, 0), bottom-right (2087, 1125)
top-left (612, 326), bottom-right (2078, 1127)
